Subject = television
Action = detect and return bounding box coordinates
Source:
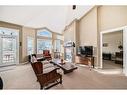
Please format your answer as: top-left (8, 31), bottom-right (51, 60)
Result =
top-left (78, 46), bottom-right (93, 56)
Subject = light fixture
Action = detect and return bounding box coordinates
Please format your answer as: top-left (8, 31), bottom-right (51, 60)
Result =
top-left (72, 5), bottom-right (76, 10)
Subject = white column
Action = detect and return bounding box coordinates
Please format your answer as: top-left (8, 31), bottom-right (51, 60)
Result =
top-left (123, 27), bottom-right (127, 76)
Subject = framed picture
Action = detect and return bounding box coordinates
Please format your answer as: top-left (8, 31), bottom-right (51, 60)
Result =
top-left (103, 43), bottom-right (108, 47)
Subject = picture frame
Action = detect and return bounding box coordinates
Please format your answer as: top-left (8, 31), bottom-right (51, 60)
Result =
top-left (103, 43), bottom-right (108, 47)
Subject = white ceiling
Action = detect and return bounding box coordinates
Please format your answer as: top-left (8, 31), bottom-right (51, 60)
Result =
top-left (0, 6), bottom-right (94, 33)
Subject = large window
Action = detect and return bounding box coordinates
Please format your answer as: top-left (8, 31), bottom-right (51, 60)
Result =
top-left (27, 37), bottom-right (34, 55)
top-left (37, 29), bottom-right (53, 54)
top-left (37, 39), bottom-right (52, 54)
top-left (36, 28), bottom-right (64, 55)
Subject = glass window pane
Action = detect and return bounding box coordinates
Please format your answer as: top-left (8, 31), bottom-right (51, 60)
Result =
top-left (27, 37), bottom-right (34, 55)
top-left (2, 36), bottom-right (17, 63)
top-left (37, 29), bottom-right (52, 38)
top-left (0, 27), bottom-right (18, 35)
top-left (37, 39), bottom-right (52, 54)
top-left (54, 40), bottom-right (61, 52)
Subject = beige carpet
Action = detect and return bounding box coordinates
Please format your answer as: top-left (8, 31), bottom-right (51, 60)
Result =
top-left (1, 64), bottom-right (127, 89)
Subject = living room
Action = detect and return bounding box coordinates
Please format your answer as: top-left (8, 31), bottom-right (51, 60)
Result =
top-left (1, 5), bottom-right (127, 91)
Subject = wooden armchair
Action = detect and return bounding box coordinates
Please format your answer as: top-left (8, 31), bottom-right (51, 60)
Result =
top-left (31, 61), bottom-right (62, 89)
top-left (0, 77), bottom-right (3, 89)
top-left (43, 50), bottom-right (52, 60)
top-left (28, 54), bottom-right (46, 62)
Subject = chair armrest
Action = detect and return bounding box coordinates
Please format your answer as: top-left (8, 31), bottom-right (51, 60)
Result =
top-left (37, 57), bottom-right (46, 61)
top-left (43, 68), bottom-right (59, 74)
top-left (36, 68), bottom-right (58, 76)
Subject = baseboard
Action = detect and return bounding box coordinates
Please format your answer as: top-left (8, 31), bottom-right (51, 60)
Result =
top-left (18, 61), bottom-right (29, 65)
top-left (94, 66), bottom-right (102, 69)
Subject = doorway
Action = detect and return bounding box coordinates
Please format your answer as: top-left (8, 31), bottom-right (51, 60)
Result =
top-left (102, 31), bottom-right (123, 70)
top-left (0, 27), bottom-right (19, 67)
top-left (100, 26), bottom-right (127, 75)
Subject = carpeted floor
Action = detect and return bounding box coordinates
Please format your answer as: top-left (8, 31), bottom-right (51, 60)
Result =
top-left (0, 63), bottom-right (127, 89)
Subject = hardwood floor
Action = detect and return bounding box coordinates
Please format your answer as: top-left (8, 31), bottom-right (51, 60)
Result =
top-left (103, 60), bottom-right (123, 69)
top-left (0, 63), bottom-right (127, 89)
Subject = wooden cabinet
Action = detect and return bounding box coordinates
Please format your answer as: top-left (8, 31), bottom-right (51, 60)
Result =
top-left (103, 53), bottom-right (111, 60)
top-left (75, 55), bottom-right (94, 67)
top-left (75, 56), bottom-right (88, 65)
top-left (115, 52), bottom-right (123, 64)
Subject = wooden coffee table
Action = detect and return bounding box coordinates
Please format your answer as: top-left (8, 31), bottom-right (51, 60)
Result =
top-left (50, 59), bottom-right (78, 74)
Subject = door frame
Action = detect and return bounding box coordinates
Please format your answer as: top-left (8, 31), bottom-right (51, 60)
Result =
top-left (100, 26), bottom-right (127, 75)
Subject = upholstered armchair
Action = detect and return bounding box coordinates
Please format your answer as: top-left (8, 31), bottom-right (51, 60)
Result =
top-left (31, 61), bottom-right (62, 89)
top-left (43, 50), bottom-right (52, 60)
top-left (28, 54), bottom-right (46, 62)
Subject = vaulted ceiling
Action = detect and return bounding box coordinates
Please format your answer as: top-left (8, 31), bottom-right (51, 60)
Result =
top-left (0, 6), bottom-right (94, 33)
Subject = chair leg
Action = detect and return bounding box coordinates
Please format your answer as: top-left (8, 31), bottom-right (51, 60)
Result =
top-left (40, 85), bottom-right (44, 89)
top-left (60, 76), bottom-right (62, 84)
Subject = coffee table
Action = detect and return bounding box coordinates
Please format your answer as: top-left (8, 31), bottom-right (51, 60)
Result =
top-left (50, 59), bottom-right (78, 74)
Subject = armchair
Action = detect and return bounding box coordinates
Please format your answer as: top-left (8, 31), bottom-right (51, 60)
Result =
top-left (0, 77), bottom-right (3, 89)
top-left (43, 50), bottom-right (52, 60)
top-left (28, 54), bottom-right (46, 62)
top-left (31, 61), bottom-right (62, 89)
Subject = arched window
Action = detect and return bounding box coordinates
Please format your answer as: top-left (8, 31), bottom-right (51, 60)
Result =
top-left (37, 29), bottom-right (52, 38)
top-left (37, 28), bottom-right (52, 54)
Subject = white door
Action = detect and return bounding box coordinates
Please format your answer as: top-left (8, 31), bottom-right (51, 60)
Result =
top-left (123, 27), bottom-right (127, 75)
top-left (0, 35), bottom-right (17, 66)
top-left (0, 27), bottom-right (19, 67)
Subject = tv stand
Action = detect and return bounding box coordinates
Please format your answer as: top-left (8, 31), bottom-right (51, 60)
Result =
top-left (75, 55), bottom-right (94, 68)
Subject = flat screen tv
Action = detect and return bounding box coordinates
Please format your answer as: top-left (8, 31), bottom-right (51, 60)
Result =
top-left (79, 46), bottom-right (93, 56)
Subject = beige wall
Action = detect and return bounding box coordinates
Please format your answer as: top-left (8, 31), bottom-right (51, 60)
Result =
top-left (79, 7), bottom-right (97, 47)
top-left (98, 6), bottom-right (127, 32)
top-left (22, 27), bottom-right (36, 62)
top-left (64, 21), bottom-right (76, 43)
top-left (63, 20), bottom-right (79, 56)
top-left (78, 7), bottom-right (98, 66)
top-left (102, 31), bottom-right (123, 54)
